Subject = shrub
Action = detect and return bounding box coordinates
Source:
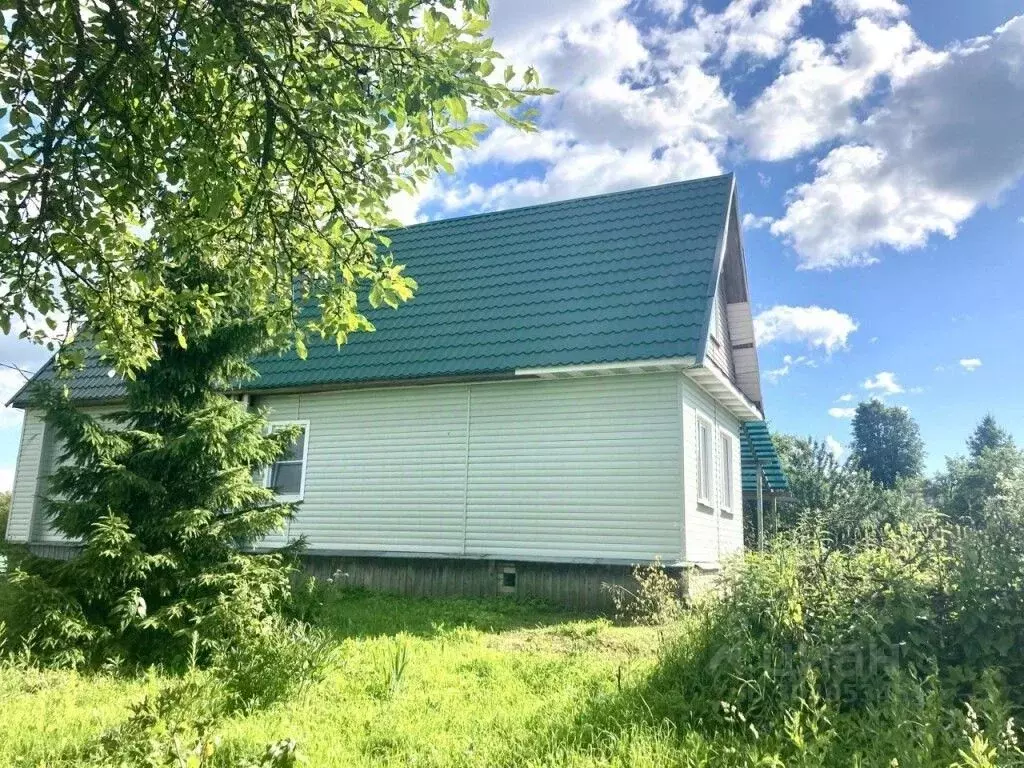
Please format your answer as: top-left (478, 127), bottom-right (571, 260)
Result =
top-left (661, 484), bottom-right (1024, 736)
top-left (604, 559), bottom-right (684, 626)
top-left (681, 524), bottom-right (949, 724)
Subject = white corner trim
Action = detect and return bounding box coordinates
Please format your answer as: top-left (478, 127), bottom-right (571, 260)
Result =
top-left (515, 357), bottom-right (697, 379)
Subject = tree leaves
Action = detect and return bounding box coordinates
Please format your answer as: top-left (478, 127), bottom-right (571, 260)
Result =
top-left (0, 0), bottom-right (550, 375)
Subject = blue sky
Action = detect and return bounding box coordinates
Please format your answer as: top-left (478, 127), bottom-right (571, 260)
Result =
top-left (2, 0), bottom-right (1023, 485)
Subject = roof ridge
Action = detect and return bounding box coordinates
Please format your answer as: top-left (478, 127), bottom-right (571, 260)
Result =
top-left (387, 172), bottom-right (735, 234)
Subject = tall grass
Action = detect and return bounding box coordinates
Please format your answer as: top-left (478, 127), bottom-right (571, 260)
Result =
top-left (2, 582), bottom-right (1023, 767)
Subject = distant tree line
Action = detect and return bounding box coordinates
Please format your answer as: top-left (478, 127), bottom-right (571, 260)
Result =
top-left (756, 401), bottom-right (1022, 546)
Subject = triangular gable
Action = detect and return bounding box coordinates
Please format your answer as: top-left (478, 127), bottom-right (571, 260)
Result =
top-left (695, 181), bottom-right (764, 410)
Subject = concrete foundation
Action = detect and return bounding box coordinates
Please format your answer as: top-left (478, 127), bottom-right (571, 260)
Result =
top-left (16, 543), bottom-right (718, 613)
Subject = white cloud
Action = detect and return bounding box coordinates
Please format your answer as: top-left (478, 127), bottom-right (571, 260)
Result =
top-left (489, 0), bottom-right (629, 54)
top-left (772, 16), bottom-right (1024, 268)
top-left (418, 7), bottom-right (732, 215)
top-left (959, 358), bottom-right (983, 372)
top-left (708, 0), bottom-right (814, 65)
top-left (742, 19), bottom-right (930, 161)
top-left (743, 212), bottom-right (774, 229)
top-left (863, 370), bottom-right (904, 395)
top-left (837, 393), bottom-right (854, 402)
top-left (764, 353), bottom-right (815, 382)
top-left (387, 179), bottom-right (440, 226)
top-left (771, 145), bottom-right (974, 268)
top-left (753, 305), bottom-right (858, 353)
top-left (659, 0), bottom-right (813, 68)
top-left (825, 434), bottom-right (847, 460)
top-left (830, 0), bottom-right (908, 21)
top-left (651, 0), bottom-right (687, 21)
top-left (402, 0), bottom-right (833, 220)
top-left (829, 407), bottom-right (857, 419)
top-left (0, 367), bottom-right (31, 429)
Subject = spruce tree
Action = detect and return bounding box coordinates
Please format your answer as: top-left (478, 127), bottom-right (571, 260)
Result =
top-left (5, 319), bottom-right (302, 668)
top-left (968, 415), bottom-right (1015, 458)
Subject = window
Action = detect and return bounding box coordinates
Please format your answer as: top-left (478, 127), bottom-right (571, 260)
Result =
top-left (719, 431), bottom-right (734, 512)
top-left (696, 417), bottom-right (713, 505)
top-left (263, 421), bottom-right (309, 500)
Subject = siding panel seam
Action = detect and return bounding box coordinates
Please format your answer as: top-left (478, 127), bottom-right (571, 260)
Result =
top-left (462, 385), bottom-right (472, 556)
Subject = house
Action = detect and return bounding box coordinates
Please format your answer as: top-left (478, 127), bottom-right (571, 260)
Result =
top-left (4, 173), bottom-right (788, 609)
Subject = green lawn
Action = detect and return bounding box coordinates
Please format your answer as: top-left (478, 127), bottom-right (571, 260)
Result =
top-left (0, 590), bottom-right (688, 767)
top-left (1, 587), bottom-right (1010, 767)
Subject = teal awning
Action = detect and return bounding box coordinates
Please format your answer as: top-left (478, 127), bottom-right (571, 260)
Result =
top-left (741, 421), bottom-right (789, 494)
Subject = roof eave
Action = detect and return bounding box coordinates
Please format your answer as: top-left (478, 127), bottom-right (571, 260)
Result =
top-left (685, 362), bottom-right (764, 422)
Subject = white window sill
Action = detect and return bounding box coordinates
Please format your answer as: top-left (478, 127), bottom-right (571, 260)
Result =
top-left (697, 499), bottom-right (714, 512)
top-left (720, 508), bottom-right (734, 518)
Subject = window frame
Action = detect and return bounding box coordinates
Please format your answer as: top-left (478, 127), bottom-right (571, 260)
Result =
top-left (719, 428), bottom-right (735, 514)
top-left (262, 420), bottom-right (311, 502)
top-left (696, 415), bottom-right (714, 507)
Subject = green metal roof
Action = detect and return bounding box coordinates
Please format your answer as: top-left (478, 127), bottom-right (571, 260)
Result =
top-left (12, 174), bottom-right (735, 406)
top-left (741, 421), bottom-right (789, 494)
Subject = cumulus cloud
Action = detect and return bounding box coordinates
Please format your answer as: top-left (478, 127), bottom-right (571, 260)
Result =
top-left (402, 0), bottom-right (836, 220)
top-left (837, 393), bottom-right (854, 402)
top-left (682, 0), bottom-right (813, 66)
top-left (863, 371), bottom-right (904, 395)
top-left (743, 212), bottom-right (774, 229)
top-left (830, 0), bottom-right (908, 21)
top-left (742, 19), bottom-right (932, 162)
top-left (764, 354), bottom-right (816, 382)
top-left (753, 305), bottom-right (858, 353)
top-left (397, 0), bottom-right (1024, 273)
top-left (0, 466), bottom-right (13, 493)
top-left (829, 407), bottom-right (857, 419)
top-left (417, 5), bottom-right (733, 215)
top-left (0, 367), bottom-right (32, 429)
top-left (960, 358), bottom-right (983, 372)
top-left (825, 434), bottom-right (847, 460)
top-left (772, 16), bottom-right (1024, 268)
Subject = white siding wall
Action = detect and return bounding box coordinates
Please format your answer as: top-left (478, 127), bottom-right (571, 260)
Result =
top-left (260, 373), bottom-right (685, 563)
top-left (680, 375), bottom-right (743, 566)
top-left (261, 387), bottom-right (469, 554)
top-left (7, 373), bottom-right (744, 567)
top-left (707, 280), bottom-right (735, 380)
top-left (5, 411), bottom-right (46, 543)
top-left (465, 375), bottom-right (682, 561)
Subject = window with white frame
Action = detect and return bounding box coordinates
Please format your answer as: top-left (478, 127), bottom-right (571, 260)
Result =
top-left (719, 430), bottom-right (734, 512)
top-left (696, 416), bottom-right (713, 506)
top-left (263, 421), bottom-right (309, 500)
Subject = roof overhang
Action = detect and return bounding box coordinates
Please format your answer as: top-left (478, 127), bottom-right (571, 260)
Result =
top-left (515, 356), bottom-right (698, 379)
top-left (684, 363), bottom-right (764, 422)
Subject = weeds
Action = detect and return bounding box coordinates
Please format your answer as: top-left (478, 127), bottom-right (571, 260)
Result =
top-left (213, 616), bottom-right (333, 714)
top-left (382, 640), bottom-right (409, 698)
top-left (603, 559), bottom-right (684, 626)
